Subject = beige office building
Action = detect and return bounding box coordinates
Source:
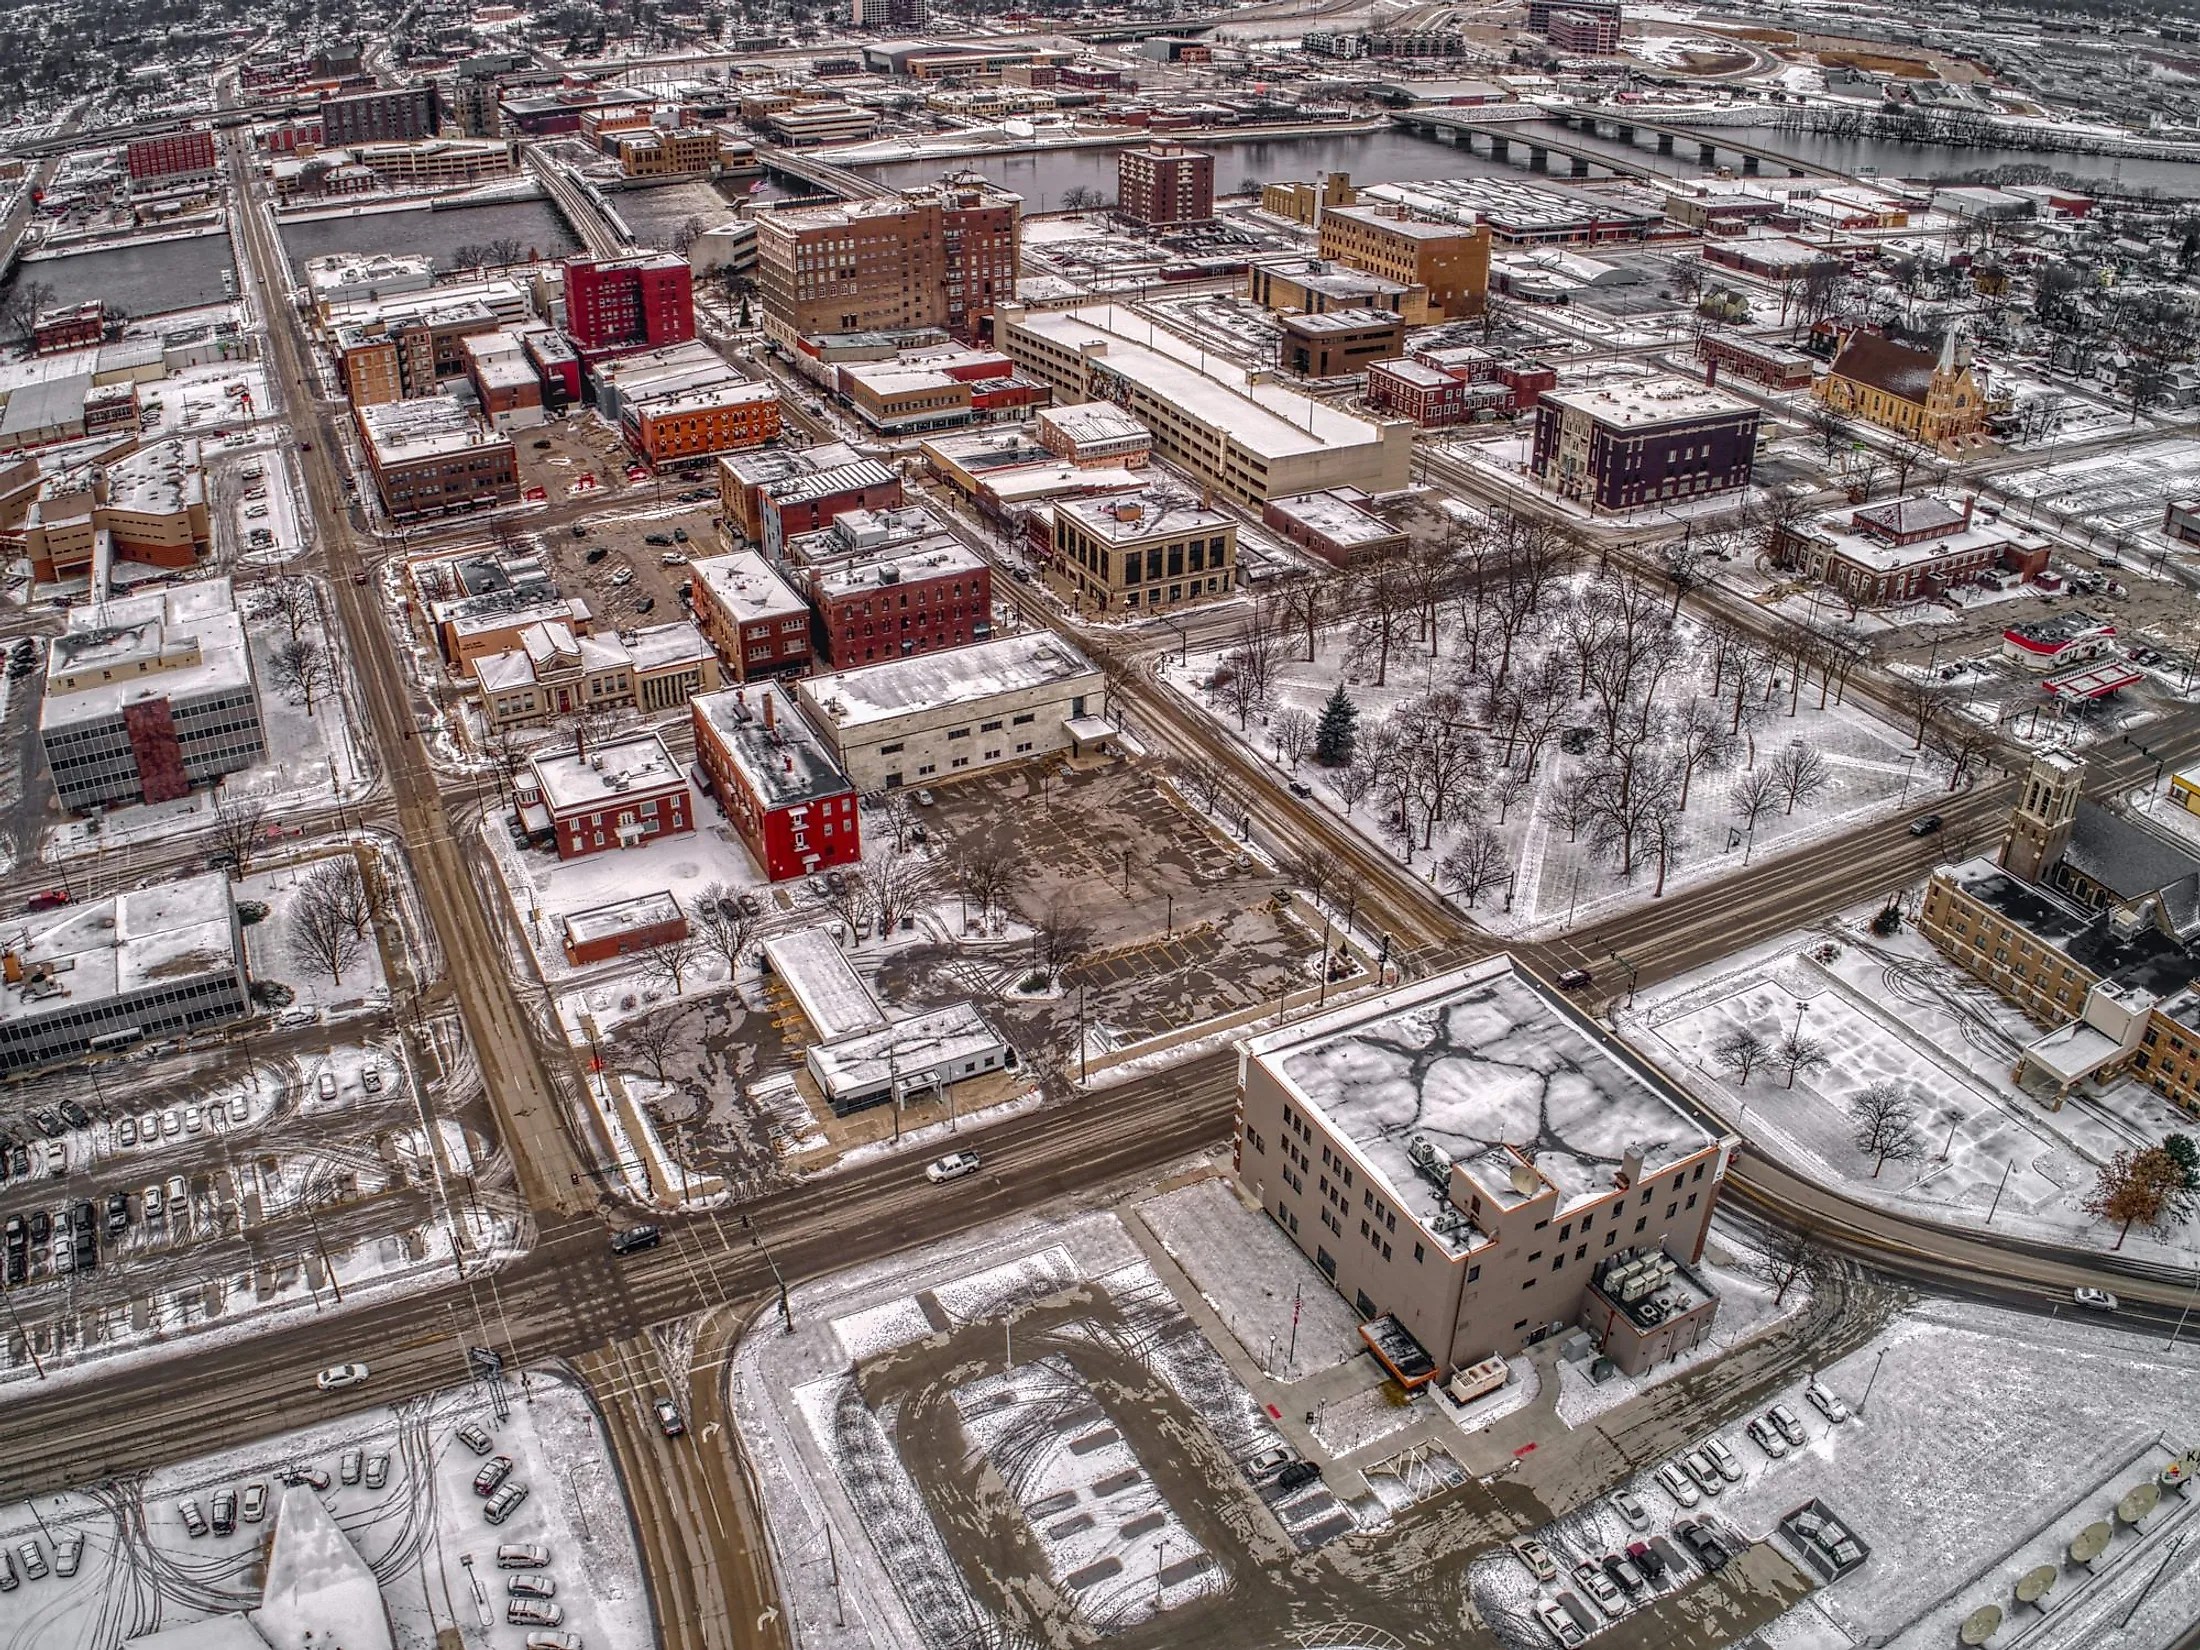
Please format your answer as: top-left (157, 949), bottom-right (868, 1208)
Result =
top-left (1235, 958), bottom-right (1731, 1382)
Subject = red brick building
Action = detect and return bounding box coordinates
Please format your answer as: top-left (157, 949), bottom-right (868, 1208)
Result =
top-left (561, 892), bottom-right (691, 966)
top-left (522, 732), bottom-right (693, 861)
top-left (1117, 142), bottom-right (1215, 229)
top-left (32, 302), bottom-right (105, 356)
top-left (622, 382), bottom-right (782, 467)
top-left (1546, 8), bottom-right (1620, 51)
top-left (811, 538), bottom-right (992, 666)
top-left (125, 130), bottom-right (218, 185)
top-left (562, 253), bottom-right (696, 357)
top-left (758, 459), bottom-right (905, 555)
top-left (692, 685), bottom-right (861, 883)
top-left (689, 550), bottom-right (814, 680)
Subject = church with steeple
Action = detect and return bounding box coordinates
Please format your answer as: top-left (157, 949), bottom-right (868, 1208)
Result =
top-left (1815, 326), bottom-right (1990, 453)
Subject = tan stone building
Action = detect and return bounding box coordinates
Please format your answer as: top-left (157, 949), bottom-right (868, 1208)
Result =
top-left (1317, 203), bottom-right (1490, 324)
top-left (1235, 958), bottom-right (1729, 1382)
top-left (1814, 330), bottom-right (1989, 453)
top-left (1261, 171), bottom-right (1356, 227)
top-left (1049, 487), bottom-right (1236, 614)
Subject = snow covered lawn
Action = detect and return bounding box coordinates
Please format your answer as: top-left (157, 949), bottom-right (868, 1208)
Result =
top-left (1621, 905), bottom-right (2200, 1263)
top-left (0, 1367), bottom-right (651, 1650)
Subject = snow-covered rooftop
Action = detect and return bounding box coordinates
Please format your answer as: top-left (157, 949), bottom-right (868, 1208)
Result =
top-left (529, 730), bottom-right (688, 816)
top-left (761, 924), bottom-right (888, 1041)
top-left (800, 631), bottom-right (1099, 731)
top-left (253, 1483), bottom-right (395, 1650)
top-left (42, 577), bottom-right (253, 728)
top-left (692, 682), bottom-right (854, 809)
top-left (692, 549), bottom-right (809, 624)
top-left (1245, 957), bottom-right (1718, 1242)
top-left (0, 871), bottom-right (239, 1027)
top-left (1541, 374), bottom-right (1755, 431)
top-left (808, 1000), bottom-right (1003, 1101)
top-left (356, 394), bottom-right (510, 464)
top-left (1266, 489), bottom-right (1400, 548)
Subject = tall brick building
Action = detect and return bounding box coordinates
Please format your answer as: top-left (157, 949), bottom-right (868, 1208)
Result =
top-left (125, 130), bottom-right (218, 186)
top-left (1116, 142), bottom-right (1214, 230)
top-left (1531, 376), bottom-right (1758, 512)
top-left (562, 253), bottom-right (696, 357)
top-left (320, 85), bottom-right (437, 146)
top-left (755, 175), bottom-right (1021, 346)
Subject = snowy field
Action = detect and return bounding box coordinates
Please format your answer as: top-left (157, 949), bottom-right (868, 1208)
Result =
top-left (1621, 905), bottom-right (2200, 1263)
top-left (1990, 436), bottom-right (2200, 546)
top-left (1473, 1299), bottom-right (2200, 1650)
top-left (1168, 565), bottom-right (1936, 939)
top-left (0, 1368), bottom-right (650, 1650)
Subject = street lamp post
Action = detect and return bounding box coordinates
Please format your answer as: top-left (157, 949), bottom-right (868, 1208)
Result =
top-left (1855, 1346), bottom-right (1889, 1417)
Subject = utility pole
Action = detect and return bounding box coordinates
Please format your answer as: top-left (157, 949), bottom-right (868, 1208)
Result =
top-left (743, 1213), bottom-right (792, 1332)
top-left (1855, 1346), bottom-right (1889, 1417)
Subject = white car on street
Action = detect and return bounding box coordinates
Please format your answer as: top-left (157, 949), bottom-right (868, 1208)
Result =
top-left (315, 1362), bottom-right (370, 1392)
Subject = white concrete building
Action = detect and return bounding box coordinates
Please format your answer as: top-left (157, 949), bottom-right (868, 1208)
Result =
top-left (795, 630), bottom-right (1106, 791)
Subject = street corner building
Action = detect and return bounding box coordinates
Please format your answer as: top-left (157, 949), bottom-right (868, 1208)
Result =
top-left (1530, 375), bottom-right (1760, 513)
top-left (1232, 957), bottom-right (1734, 1383)
top-left (0, 872), bottom-right (249, 1073)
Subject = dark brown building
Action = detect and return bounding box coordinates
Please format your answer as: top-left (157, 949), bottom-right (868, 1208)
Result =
top-left (1531, 376), bottom-right (1758, 512)
top-left (320, 85), bottom-right (437, 146)
top-left (1276, 309), bottom-right (1406, 379)
top-left (1116, 142), bottom-right (1215, 230)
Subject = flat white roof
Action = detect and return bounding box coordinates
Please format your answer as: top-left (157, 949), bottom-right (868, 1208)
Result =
top-left (692, 550), bottom-right (809, 623)
top-left (800, 630), bottom-right (1097, 731)
top-left (807, 1000), bottom-right (1004, 1099)
top-left (0, 871), bottom-right (237, 1025)
top-left (357, 395), bottom-right (510, 463)
top-left (760, 925), bottom-right (887, 1041)
top-left (1244, 956), bottom-right (1718, 1249)
top-left (563, 891), bottom-right (684, 946)
top-left (529, 731), bottom-right (687, 816)
top-left (1007, 304), bottom-right (1393, 463)
top-left (42, 578), bottom-right (252, 727)
top-left (1541, 374), bottom-right (1754, 431)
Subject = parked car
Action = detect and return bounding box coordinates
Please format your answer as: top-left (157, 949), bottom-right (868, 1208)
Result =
top-left (211, 1489), bottom-right (237, 1535)
top-left (474, 1456), bottom-right (515, 1498)
top-left (1601, 1552), bottom-right (1645, 1594)
top-left (1246, 1446), bottom-right (1297, 1483)
top-left (242, 1482), bottom-right (268, 1523)
top-left (1626, 1538), bottom-right (1666, 1582)
top-left (507, 1597), bottom-right (564, 1627)
top-left (925, 1151), bottom-right (981, 1184)
top-left (509, 1574), bottom-right (557, 1599)
top-left (1702, 1438), bottom-right (1743, 1483)
top-left (484, 1483), bottom-right (530, 1525)
top-left (315, 1362), bottom-right (370, 1392)
top-left (1570, 1561), bottom-right (1624, 1618)
top-left (340, 1449), bottom-right (363, 1486)
top-left (456, 1422), bottom-right (494, 1455)
top-left (585, 547), bottom-right (610, 564)
top-left (52, 1531), bottom-right (83, 1577)
top-left (1511, 1536), bottom-right (1557, 1581)
top-left (365, 1453), bottom-right (389, 1489)
top-left (1676, 1518), bottom-right (1729, 1573)
top-left (644, 533), bottom-right (673, 547)
top-left (1746, 1416), bottom-right (1788, 1459)
top-left (913, 789), bottom-right (935, 806)
top-left (497, 1543), bottom-right (551, 1569)
top-left (15, 1540), bottom-right (46, 1580)
top-left (0, 1551), bottom-right (15, 1591)
top-left (1654, 1461), bottom-right (1700, 1507)
top-left (1768, 1403), bottom-right (1807, 1447)
top-left (524, 1634), bottom-right (583, 1650)
top-left (1273, 1460), bottom-right (1322, 1492)
top-left (1610, 1489), bottom-right (1649, 1530)
top-left (178, 1499), bottom-right (210, 1538)
top-left (281, 1465), bottom-right (332, 1491)
top-left (1680, 1451), bottom-right (1724, 1496)
top-left (1533, 1599), bottom-right (1586, 1647)
top-left (1804, 1380), bottom-right (1851, 1424)
top-left (57, 1099), bottom-right (90, 1129)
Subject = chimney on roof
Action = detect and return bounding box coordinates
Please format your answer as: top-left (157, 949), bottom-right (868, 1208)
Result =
top-left (1705, 355), bottom-right (1718, 388)
top-left (575, 724), bottom-right (585, 759)
top-left (1618, 1144), bottom-right (1645, 1191)
top-left (1963, 494), bottom-right (1975, 526)
top-left (764, 691), bottom-right (776, 732)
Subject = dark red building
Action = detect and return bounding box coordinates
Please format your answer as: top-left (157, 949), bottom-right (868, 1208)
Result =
top-left (692, 685), bottom-right (862, 883)
top-left (562, 253), bottom-right (696, 357)
top-left (811, 540), bottom-right (992, 665)
top-left (1116, 142), bottom-right (1215, 229)
top-left (320, 85), bottom-right (436, 146)
top-left (758, 459), bottom-right (905, 555)
top-left (1531, 377), bottom-right (1758, 513)
top-left (125, 130), bottom-right (218, 184)
top-left (522, 732), bottom-right (693, 861)
top-left (32, 301), bottom-right (105, 356)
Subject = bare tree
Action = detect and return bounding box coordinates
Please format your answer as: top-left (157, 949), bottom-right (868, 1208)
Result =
top-left (305, 854), bottom-right (374, 941)
top-left (671, 213), bottom-right (708, 257)
top-left (1281, 844), bottom-right (1342, 908)
top-left (1776, 1028), bottom-right (1830, 1090)
top-left (269, 636), bottom-right (333, 717)
top-left (1329, 754), bottom-right (1377, 815)
top-left (1850, 1081), bottom-right (1924, 1177)
top-left (861, 847), bottom-right (940, 935)
top-left (210, 792), bottom-right (266, 874)
top-left (1668, 697), bottom-right (1734, 811)
top-left (1713, 1025), bottom-right (1769, 1085)
top-left (690, 883), bottom-right (757, 975)
top-left (1884, 432), bottom-right (1939, 497)
top-left (1769, 742), bottom-right (1830, 815)
top-left (287, 866), bottom-right (365, 986)
top-left (1028, 897), bottom-right (1092, 987)
top-left (1750, 1224), bottom-right (1827, 1306)
top-left (953, 840), bottom-right (1021, 928)
top-left (1729, 767), bottom-right (1780, 845)
top-left (1439, 824), bottom-right (1510, 908)
top-left (250, 574), bottom-right (318, 642)
top-left (620, 1010), bottom-right (685, 1083)
top-left (1170, 753), bottom-right (1229, 814)
top-left (1802, 398), bottom-right (1852, 466)
top-left (640, 932), bottom-right (700, 997)
top-left (1270, 706), bottom-right (1316, 770)
top-left (1490, 765), bottom-right (1531, 825)
top-left (0, 277), bottom-right (55, 342)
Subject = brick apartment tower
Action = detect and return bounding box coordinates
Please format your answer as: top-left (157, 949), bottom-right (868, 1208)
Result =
top-left (561, 254), bottom-right (697, 355)
top-left (1116, 142), bottom-right (1216, 230)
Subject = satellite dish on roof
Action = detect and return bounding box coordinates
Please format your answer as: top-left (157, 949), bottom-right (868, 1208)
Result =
top-left (2117, 1481), bottom-right (2161, 1525)
top-left (2013, 1565), bottom-right (2056, 1606)
top-left (1509, 1159), bottom-right (1539, 1196)
top-left (1959, 1604), bottom-right (2003, 1645)
top-left (2068, 1520), bottom-right (2112, 1565)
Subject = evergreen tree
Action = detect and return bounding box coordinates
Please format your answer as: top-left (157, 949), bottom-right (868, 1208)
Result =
top-left (1314, 685), bottom-right (1357, 767)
